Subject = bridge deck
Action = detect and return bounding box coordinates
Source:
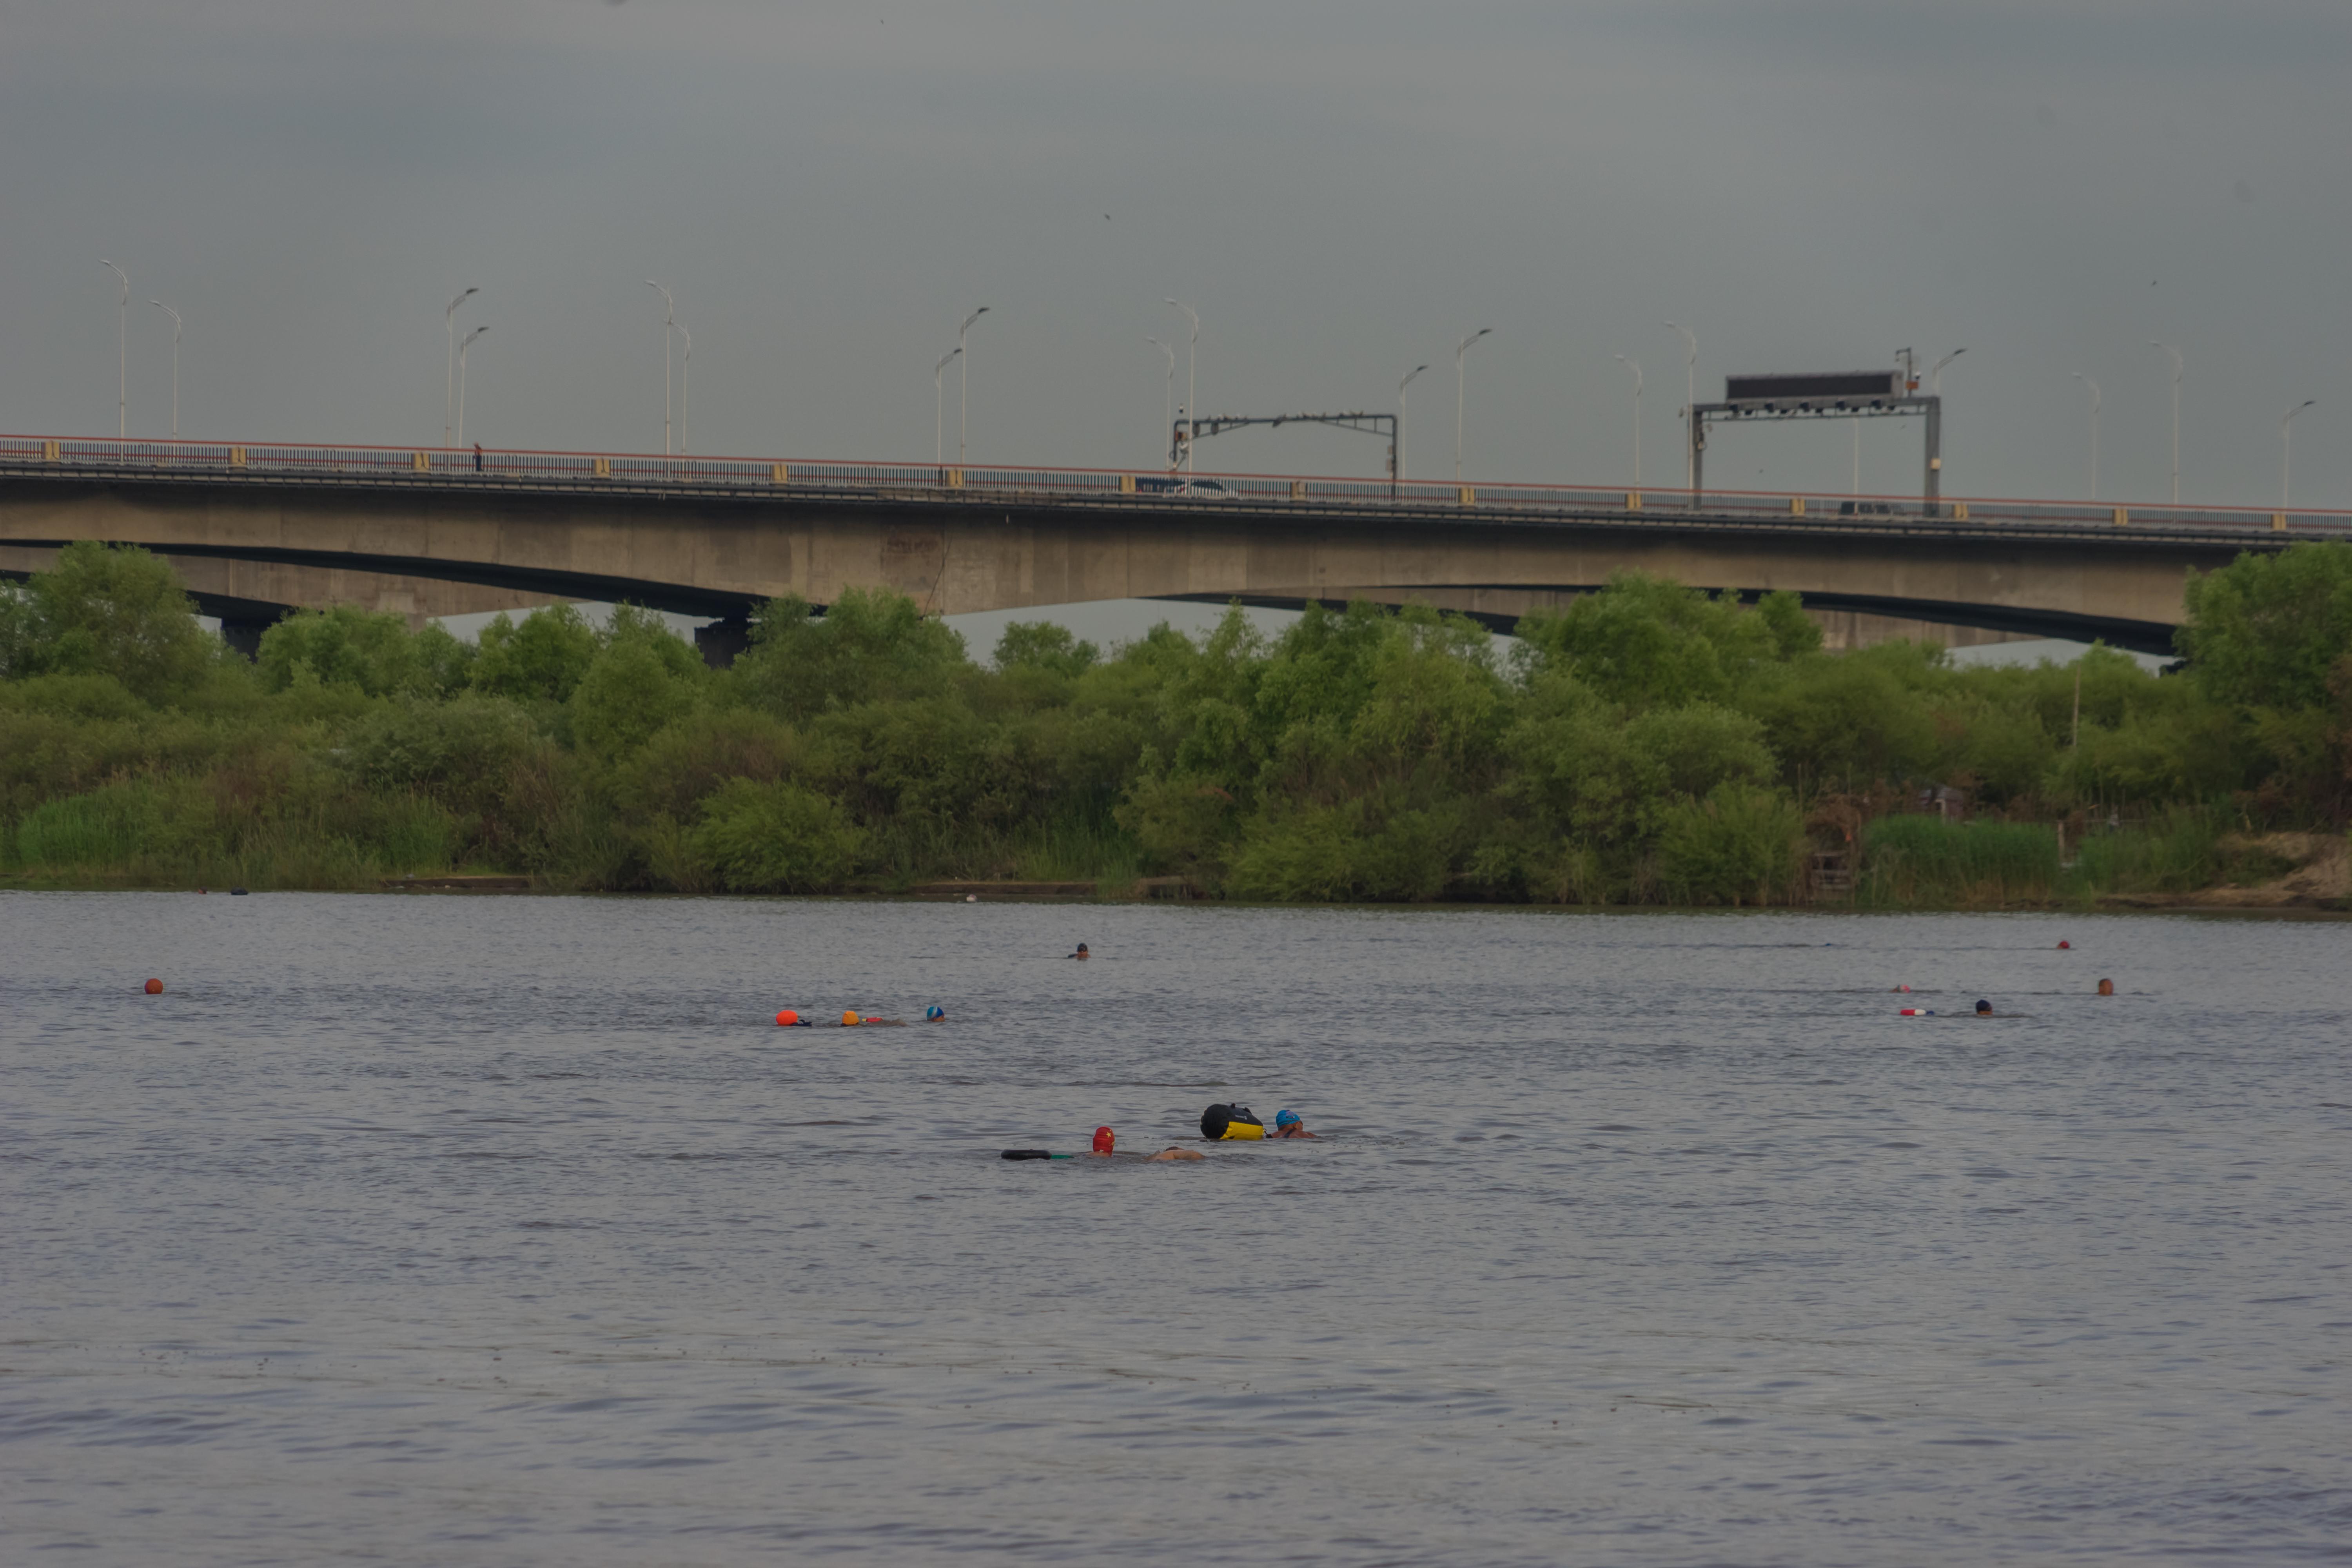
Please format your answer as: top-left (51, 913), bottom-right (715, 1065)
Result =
top-left (5, 434), bottom-right (2339, 655)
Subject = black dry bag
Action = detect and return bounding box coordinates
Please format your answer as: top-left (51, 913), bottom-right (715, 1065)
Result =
top-left (1199, 1103), bottom-right (1265, 1141)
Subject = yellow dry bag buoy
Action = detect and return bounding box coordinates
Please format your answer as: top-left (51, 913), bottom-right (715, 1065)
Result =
top-left (1199, 1103), bottom-right (1265, 1140)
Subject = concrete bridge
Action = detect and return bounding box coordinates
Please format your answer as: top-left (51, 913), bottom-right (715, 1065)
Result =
top-left (5, 434), bottom-right (2341, 660)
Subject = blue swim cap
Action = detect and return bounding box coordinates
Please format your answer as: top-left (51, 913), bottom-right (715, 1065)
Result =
top-left (924, 1004), bottom-right (945, 1021)
top-left (1274, 1109), bottom-right (1300, 1128)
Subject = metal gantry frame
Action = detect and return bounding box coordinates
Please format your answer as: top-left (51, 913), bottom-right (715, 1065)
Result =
top-left (1690, 392), bottom-right (1943, 506)
top-left (1172, 410), bottom-right (1400, 492)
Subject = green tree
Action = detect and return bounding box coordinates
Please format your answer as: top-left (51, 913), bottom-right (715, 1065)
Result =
top-left (571, 639), bottom-right (701, 765)
top-left (734, 590), bottom-right (967, 720)
top-left (1514, 574), bottom-right (1797, 707)
top-left (339, 693), bottom-right (539, 820)
top-left (0, 541), bottom-right (220, 701)
top-left (1655, 783), bottom-right (1808, 905)
top-left (2179, 542), bottom-right (2352, 710)
top-left (993, 621), bottom-right (1099, 677)
top-left (257, 606), bottom-right (472, 697)
top-left (691, 778), bottom-right (864, 891)
top-left (472, 604), bottom-right (599, 703)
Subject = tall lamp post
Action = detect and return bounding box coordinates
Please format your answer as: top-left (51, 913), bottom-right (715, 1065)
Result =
top-left (1454, 327), bottom-right (1491, 482)
top-left (1929, 347), bottom-right (1966, 396)
top-left (1663, 321), bottom-right (1696, 488)
top-left (456, 325), bottom-right (487, 448)
top-left (1397, 363), bottom-right (1428, 480)
top-left (2283, 399), bottom-right (2316, 508)
top-left (2150, 341), bottom-right (2183, 503)
top-left (1165, 300), bottom-right (1198, 472)
top-left (1148, 338), bottom-right (1176, 468)
top-left (957, 306), bottom-right (989, 465)
top-left (1613, 355), bottom-right (1642, 484)
top-left (679, 323), bottom-right (692, 454)
top-left (2072, 373), bottom-right (2101, 499)
top-left (149, 301), bottom-right (182, 439)
top-left (444, 286), bottom-right (479, 446)
top-left (934, 348), bottom-right (960, 465)
top-left (647, 280), bottom-right (677, 454)
top-left (100, 260), bottom-right (128, 437)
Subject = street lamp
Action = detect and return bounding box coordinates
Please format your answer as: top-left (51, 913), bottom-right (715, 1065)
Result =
top-left (679, 323), bottom-right (692, 454)
top-left (1165, 300), bottom-right (1198, 472)
top-left (2150, 341), bottom-right (2183, 503)
top-left (456, 325), bottom-right (487, 448)
top-left (149, 301), bottom-right (182, 439)
top-left (444, 286), bottom-right (478, 446)
top-left (1148, 338), bottom-right (1176, 468)
top-left (1397, 363), bottom-right (1428, 481)
top-left (934, 348), bottom-right (960, 465)
top-left (1614, 355), bottom-right (1642, 485)
top-left (100, 260), bottom-right (128, 437)
top-left (958, 306), bottom-right (989, 465)
top-left (2283, 399), bottom-right (2317, 508)
top-left (2072, 373), bottom-right (2102, 499)
top-left (1663, 321), bottom-right (1696, 488)
top-left (1929, 347), bottom-right (1967, 396)
top-left (1454, 327), bottom-right (1491, 482)
top-left (647, 280), bottom-right (677, 454)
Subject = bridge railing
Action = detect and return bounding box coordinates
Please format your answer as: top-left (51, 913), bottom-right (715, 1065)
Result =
top-left (5, 433), bottom-right (2347, 537)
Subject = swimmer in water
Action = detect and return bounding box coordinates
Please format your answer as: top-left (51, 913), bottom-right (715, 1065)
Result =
top-left (1270, 1109), bottom-right (1317, 1139)
top-left (1067, 942), bottom-right (1090, 960)
top-left (1087, 1126), bottom-right (1202, 1161)
top-left (1975, 999), bottom-right (1994, 1015)
top-left (2096, 978), bottom-right (2115, 996)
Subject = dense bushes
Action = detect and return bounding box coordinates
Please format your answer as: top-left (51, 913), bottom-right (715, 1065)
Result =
top-left (5, 540), bottom-right (2351, 903)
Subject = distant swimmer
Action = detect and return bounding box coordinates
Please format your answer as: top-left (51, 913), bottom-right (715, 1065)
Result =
top-left (1086, 1126), bottom-right (1201, 1161)
top-left (2096, 978), bottom-right (2115, 996)
top-left (924, 1004), bottom-right (947, 1021)
top-left (1067, 942), bottom-right (1090, 960)
top-left (1271, 1109), bottom-right (1318, 1139)
top-left (1975, 999), bottom-right (1994, 1015)
top-left (840, 1010), bottom-right (907, 1026)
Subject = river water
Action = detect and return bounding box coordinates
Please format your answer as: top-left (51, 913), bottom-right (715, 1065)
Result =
top-left (3, 893), bottom-right (2347, 1564)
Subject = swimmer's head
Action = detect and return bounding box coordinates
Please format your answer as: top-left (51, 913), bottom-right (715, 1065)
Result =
top-left (842, 1009), bottom-right (860, 1026)
top-left (2096, 978), bottom-right (2114, 996)
top-left (1975, 999), bottom-right (1993, 1015)
top-left (1075, 942), bottom-right (1089, 955)
top-left (1093, 1125), bottom-right (1114, 1153)
top-left (1274, 1109), bottom-right (1301, 1129)
top-left (924, 1004), bottom-right (946, 1020)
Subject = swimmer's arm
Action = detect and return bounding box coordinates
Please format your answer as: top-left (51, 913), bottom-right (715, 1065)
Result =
top-left (1145, 1147), bottom-right (1205, 1162)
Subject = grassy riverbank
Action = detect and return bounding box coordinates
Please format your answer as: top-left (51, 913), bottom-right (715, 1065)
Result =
top-left (5, 540), bottom-right (2349, 906)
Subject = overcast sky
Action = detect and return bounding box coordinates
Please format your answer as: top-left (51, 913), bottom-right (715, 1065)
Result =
top-left (5, 1), bottom-right (2346, 507)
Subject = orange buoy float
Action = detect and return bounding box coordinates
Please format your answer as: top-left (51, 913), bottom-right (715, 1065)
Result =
top-left (775, 1009), bottom-right (800, 1027)
top-left (144, 978), bottom-right (164, 994)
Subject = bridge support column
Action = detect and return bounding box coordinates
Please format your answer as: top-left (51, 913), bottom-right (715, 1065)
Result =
top-left (218, 615), bottom-right (277, 661)
top-left (695, 614), bottom-right (751, 670)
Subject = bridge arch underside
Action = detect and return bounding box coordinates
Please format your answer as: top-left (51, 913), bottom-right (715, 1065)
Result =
top-left (0, 478), bottom-right (2214, 657)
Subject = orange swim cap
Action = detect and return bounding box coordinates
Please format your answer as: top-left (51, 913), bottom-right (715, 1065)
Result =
top-left (842, 1010), bottom-right (860, 1027)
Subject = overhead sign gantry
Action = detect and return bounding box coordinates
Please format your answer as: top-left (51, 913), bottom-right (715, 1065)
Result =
top-left (1173, 411), bottom-right (1400, 494)
top-left (1690, 368), bottom-right (1943, 506)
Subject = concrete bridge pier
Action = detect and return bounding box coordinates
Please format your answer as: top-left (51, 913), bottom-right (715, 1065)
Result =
top-left (695, 614), bottom-right (752, 669)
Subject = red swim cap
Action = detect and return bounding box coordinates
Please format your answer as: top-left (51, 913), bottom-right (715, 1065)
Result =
top-left (1093, 1126), bottom-right (1114, 1153)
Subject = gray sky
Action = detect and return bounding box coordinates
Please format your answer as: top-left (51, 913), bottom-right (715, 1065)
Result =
top-left (6, 1), bottom-right (2347, 508)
